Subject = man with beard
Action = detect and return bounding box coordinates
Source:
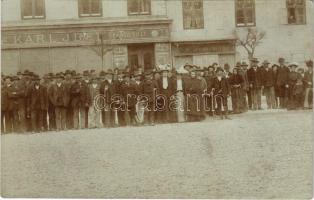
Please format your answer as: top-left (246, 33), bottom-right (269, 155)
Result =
top-left (276, 57), bottom-right (290, 108)
top-left (287, 63), bottom-right (301, 110)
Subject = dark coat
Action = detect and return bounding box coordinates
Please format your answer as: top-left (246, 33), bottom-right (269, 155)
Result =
top-left (51, 83), bottom-right (70, 107)
top-left (247, 67), bottom-right (263, 88)
top-left (213, 77), bottom-right (230, 98)
top-left (184, 77), bottom-right (206, 116)
top-left (304, 71), bottom-right (313, 88)
top-left (229, 74), bottom-right (244, 87)
top-left (70, 81), bottom-right (91, 108)
top-left (29, 84), bottom-right (48, 110)
top-left (262, 69), bottom-right (275, 87)
top-left (158, 77), bottom-right (174, 97)
top-left (142, 78), bottom-right (158, 103)
top-left (120, 80), bottom-right (139, 108)
top-left (6, 82), bottom-right (25, 111)
top-left (1, 85), bottom-right (8, 111)
top-left (276, 65), bottom-right (289, 86)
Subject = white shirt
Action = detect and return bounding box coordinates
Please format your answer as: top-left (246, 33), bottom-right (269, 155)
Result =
top-left (177, 78), bottom-right (183, 91)
top-left (162, 77), bottom-right (168, 89)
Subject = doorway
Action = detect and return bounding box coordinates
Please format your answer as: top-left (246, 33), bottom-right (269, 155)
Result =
top-left (128, 43), bottom-right (155, 71)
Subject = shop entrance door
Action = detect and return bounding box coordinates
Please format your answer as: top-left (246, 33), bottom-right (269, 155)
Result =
top-left (128, 44), bottom-right (155, 71)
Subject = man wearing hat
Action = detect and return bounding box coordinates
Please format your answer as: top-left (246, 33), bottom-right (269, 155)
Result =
top-left (262, 61), bottom-right (276, 109)
top-left (100, 69), bottom-right (116, 127)
top-left (1, 76), bottom-right (9, 133)
top-left (50, 74), bottom-right (69, 131)
top-left (112, 70), bottom-right (126, 126)
top-left (276, 57), bottom-right (290, 108)
top-left (64, 70), bottom-right (74, 129)
top-left (287, 62), bottom-right (301, 109)
top-left (6, 76), bottom-right (23, 132)
top-left (238, 62), bottom-right (249, 111)
top-left (142, 70), bottom-right (158, 125)
top-left (248, 58), bottom-right (263, 110)
top-left (212, 67), bottom-right (231, 119)
top-left (304, 60), bottom-right (313, 109)
top-left (29, 76), bottom-right (48, 132)
top-left (184, 68), bottom-right (206, 122)
top-left (88, 77), bottom-right (102, 129)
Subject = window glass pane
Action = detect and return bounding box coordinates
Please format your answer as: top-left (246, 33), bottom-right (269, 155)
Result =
top-left (91, 0), bottom-right (101, 14)
top-left (129, 0), bottom-right (139, 13)
top-left (288, 8), bottom-right (296, 23)
top-left (80, 0), bottom-right (90, 15)
top-left (34, 0), bottom-right (44, 17)
top-left (236, 0), bottom-right (255, 26)
top-left (140, 0), bottom-right (150, 13)
top-left (182, 0), bottom-right (204, 29)
top-left (22, 0), bottom-right (33, 17)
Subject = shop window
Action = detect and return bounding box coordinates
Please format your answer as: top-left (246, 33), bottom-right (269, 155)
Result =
top-left (78, 0), bottom-right (102, 17)
top-left (182, 0), bottom-right (204, 29)
top-left (287, 0), bottom-right (306, 24)
top-left (128, 0), bottom-right (151, 15)
top-left (21, 0), bottom-right (45, 19)
top-left (235, 0), bottom-right (255, 27)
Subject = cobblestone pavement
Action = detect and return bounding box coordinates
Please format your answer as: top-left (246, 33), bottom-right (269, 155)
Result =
top-left (1, 110), bottom-right (313, 198)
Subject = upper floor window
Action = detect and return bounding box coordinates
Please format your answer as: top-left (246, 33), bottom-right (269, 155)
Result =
top-left (21, 0), bottom-right (45, 19)
top-left (235, 0), bottom-right (255, 27)
top-left (78, 0), bottom-right (102, 17)
top-left (128, 0), bottom-right (151, 15)
top-left (182, 0), bottom-right (204, 29)
top-left (287, 0), bottom-right (306, 24)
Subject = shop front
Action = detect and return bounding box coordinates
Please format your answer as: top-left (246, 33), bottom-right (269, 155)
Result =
top-left (1, 18), bottom-right (172, 75)
top-left (171, 40), bottom-right (236, 69)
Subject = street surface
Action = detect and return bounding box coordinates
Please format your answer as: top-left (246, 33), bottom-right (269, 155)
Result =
top-left (1, 110), bottom-right (313, 198)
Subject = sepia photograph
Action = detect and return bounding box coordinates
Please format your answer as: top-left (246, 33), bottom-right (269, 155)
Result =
top-left (1, 0), bottom-right (313, 198)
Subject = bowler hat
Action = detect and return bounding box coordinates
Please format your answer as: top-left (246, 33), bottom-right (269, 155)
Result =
top-left (216, 67), bottom-right (224, 73)
top-left (262, 60), bottom-right (270, 65)
top-left (241, 62), bottom-right (249, 66)
top-left (272, 64), bottom-right (279, 68)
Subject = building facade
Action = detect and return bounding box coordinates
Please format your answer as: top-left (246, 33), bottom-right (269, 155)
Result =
top-left (1, 0), bottom-right (314, 75)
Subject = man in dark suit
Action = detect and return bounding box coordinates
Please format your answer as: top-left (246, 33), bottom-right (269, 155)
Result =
top-left (247, 58), bottom-right (263, 110)
top-left (51, 75), bottom-right (69, 131)
top-left (142, 70), bottom-right (159, 125)
top-left (304, 60), bottom-right (313, 109)
top-left (213, 68), bottom-right (231, 119)
top-left (29, 76), bottom-right (48, 132)
top-left (262, 60), bottom-right (276, 109)
top-left (276, 58), bottom-right (290, 108)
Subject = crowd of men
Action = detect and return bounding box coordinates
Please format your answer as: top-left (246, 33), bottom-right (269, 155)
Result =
top-left (1, 58), bottom-right (313, 134)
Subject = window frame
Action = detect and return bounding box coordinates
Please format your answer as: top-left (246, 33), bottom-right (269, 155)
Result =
top-left (182, 0), bottom-right (204, 30)
top-left (286, 0), bottom-right (306, 25)
top-left (78, 0), bottom-right (103, 18)
top-left (21, 0), bottom-right (46, 20)
top-left (235, 0), bottom-right (256, 27)
top-left (127, 0), bottom-right (151, 16)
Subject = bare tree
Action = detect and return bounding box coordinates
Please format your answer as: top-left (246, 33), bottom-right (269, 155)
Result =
top-left (87, 34), bottom-right (113, 70)
top-left (235, 28), bottom-right (266, 60)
